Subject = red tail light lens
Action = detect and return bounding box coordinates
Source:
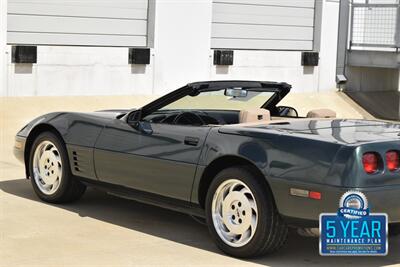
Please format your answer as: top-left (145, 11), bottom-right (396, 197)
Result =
top-left (362, 152), bottom-right (378, 174)
top-left (308, 191), bottom-right (322, 200)
top-left (386, 150), bottom-right (400, 172)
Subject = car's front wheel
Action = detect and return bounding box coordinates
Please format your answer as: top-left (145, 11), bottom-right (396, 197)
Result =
top-left (29, 132), bottom-right (86, 203)
top-left (205, 167), bottom-right (288, 258)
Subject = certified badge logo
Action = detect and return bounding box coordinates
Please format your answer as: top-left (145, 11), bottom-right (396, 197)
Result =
top-left (320, 191), bottom-right (388, 256)
top-left (338, 191), bottom-right (369, 219)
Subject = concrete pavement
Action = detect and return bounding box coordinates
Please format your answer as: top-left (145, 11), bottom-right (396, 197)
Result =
top-left (1, 93), bottom-right (398, 267)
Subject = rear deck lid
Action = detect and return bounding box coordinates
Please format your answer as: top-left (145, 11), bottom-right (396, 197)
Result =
top-left (220, 119), bottom-right (400, 145)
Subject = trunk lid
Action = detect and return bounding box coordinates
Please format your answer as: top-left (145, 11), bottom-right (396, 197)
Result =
top-left (220, 119), bottom-right (400, 145)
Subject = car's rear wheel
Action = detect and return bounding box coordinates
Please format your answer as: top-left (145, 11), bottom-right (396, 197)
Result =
top-left (205, 167), bottom-right (288, 258)
top-left (389, 224), bottom-right (400, 236)
top-left (29, 132), bottom-right (86, 203)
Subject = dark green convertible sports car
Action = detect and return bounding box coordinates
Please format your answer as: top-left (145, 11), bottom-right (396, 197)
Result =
top-left (14, 81), bottom-right (400, 257)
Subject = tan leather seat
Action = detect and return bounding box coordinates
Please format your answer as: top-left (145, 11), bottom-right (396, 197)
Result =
top-left (239, 108), bottom-right (271, 123)
top-left (306, 108), bottom-right (336, 118)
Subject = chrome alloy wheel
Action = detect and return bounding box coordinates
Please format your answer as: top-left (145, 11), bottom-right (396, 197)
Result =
top-left (211, 179), bottom-right (258, 247)
top-left (32, 140), bottom-right (63, 195)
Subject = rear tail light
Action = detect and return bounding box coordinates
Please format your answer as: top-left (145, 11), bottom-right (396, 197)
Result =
top-left (386, 150), bottom-right (400, 172)
top-left (308, 191), bottom-right (322, 200)
top-left (362, 152), bottom-right (379, 174)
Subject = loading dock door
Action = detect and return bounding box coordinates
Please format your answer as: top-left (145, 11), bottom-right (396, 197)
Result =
top-left (211, 0), bottom-right (316, 50)
top-left (7, 0), bottom-right (149, 47)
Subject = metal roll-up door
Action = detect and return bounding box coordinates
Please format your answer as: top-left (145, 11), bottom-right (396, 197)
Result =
top-left (7, 0), bottom-right (149, 47)
top-left (211, 0), bottom-right (316, 50)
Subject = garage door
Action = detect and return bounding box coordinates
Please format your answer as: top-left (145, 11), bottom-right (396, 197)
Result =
top-left (7, 0), bottom-right (149, 47)
top-left (211, 0), bottom-right (315, 50)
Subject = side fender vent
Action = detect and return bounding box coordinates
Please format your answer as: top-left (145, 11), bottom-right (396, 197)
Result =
top-left (66, 145), bottom-right (96, 179)
top-left (72, 151), bottom-right (80, 172)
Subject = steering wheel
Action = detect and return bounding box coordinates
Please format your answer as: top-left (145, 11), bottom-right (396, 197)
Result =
top-left (174, 111), bottom-right (205, 126)
top-left (196, 110), bottom-right (220, 125)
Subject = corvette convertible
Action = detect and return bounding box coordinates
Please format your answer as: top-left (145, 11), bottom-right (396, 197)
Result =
top-left (14, 80), bottom-right (400, 257)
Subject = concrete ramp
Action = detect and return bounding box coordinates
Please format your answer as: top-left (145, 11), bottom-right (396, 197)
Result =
top-left (279, 91), bottom-right (373, 120)
top-left (346, 91), bottom-right (399, 121)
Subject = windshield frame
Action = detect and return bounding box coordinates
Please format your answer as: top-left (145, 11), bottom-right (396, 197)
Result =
top-left (125, 80), bottom-right (291, 123)
top-left (159, 88), bottom-right (277, 112)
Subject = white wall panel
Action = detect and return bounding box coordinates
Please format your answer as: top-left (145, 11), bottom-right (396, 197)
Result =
top-left (7, 0), bottom-right (148, 47)
top-left (210, 50), bottom-right (319, 93)
top-left (212, 24), bottom-right (313, 40)
top-left (8, 1), bottom-right (148, 19)
top-left (7, 32), bottom-right (147, 47)
top-left (212, 38), bottom-right (312, 50)
top-left (213, 3), bottom-right (315, 20)
top-left (213, 13), bottom-right (314, 27)
top-left (212, 0), bottom-right (316, 50)
top-left (214, 0), bottom-right (315, 8)
top-left (5, 46), bottom-right (155, 96)
top-left (0, 0), bottom-right (7, 96)
top-left (153, 0), bottom-right (212, 94)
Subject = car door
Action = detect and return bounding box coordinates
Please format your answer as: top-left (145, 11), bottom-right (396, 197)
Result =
top-left (94, 118), bottom-right (211, 201)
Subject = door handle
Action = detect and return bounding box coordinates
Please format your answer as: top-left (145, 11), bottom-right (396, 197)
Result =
top-left (184, 136), bottom-right (199, 146)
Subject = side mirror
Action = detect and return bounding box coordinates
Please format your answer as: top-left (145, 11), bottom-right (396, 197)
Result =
top-left (277, 106), bottom-right (298, 117)
top-left (132, 121), bottom-right (153, 135)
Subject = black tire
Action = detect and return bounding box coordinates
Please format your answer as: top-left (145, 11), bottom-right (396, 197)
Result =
top-left (29, 131), bottom-right (86, 203)
top-left (205, 166), bottom-right (288, 258)
top-left (389, 224), bottom-right (400, 237)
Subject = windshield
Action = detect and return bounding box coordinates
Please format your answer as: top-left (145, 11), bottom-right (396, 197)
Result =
top-left (161, 90), bottom-right (275, 111)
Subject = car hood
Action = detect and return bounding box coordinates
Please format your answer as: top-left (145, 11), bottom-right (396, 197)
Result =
top-left (219, 119), bottom-right (400, 145)
top-left (93, 109), bottom-right (131, 119)
top-left (16, 109), bottom-right (133, 138)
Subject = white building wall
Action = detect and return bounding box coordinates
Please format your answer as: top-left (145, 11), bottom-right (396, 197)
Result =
top-left (1, 0), bottom-right (341, 97)
top-left (318, 0), bottom-right (340, 91)
top-left (210, 50), bottom-right (319, 92)
top-left (0, 0), bottom-right (7, 96)
top-left (210, 0), bottom-right (341, 93)
top-left (152, 0), bottom-right (212, 94)
top-left (6, 46), bottom-right (154, 96)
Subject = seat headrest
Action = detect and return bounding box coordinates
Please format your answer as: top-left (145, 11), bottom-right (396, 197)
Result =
top-left (306, 108), bottom-right (336, 118)
top-left (239, 108), bottom-right (271, 123)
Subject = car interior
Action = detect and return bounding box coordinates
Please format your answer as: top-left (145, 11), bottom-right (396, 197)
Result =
top-left (141, 87), bottom-right (337, 127)
top-left (143, 108), bottom-right (337, 127)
